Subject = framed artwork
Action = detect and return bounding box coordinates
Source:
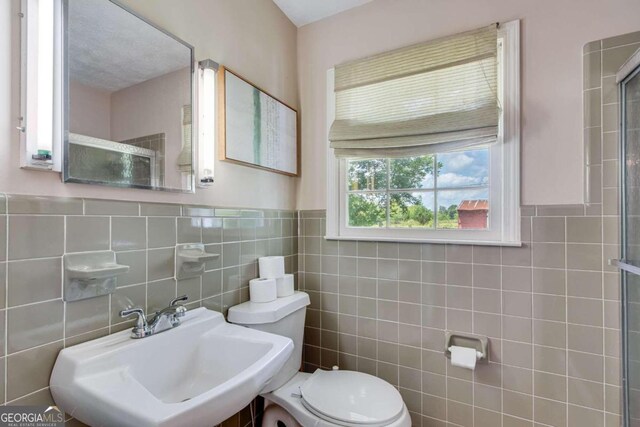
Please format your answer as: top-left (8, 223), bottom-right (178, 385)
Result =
top-left (218, 66), bottom-right (299, 176)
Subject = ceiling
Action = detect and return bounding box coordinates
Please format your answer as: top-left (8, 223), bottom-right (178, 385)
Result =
top-left (272, 0), bottom-right (374, 27)
top-left (68, 0), bottom-right (191, 92)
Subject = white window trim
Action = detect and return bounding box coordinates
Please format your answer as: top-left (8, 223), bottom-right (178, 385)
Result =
top-left (326, 20), bottom-right (521, 246)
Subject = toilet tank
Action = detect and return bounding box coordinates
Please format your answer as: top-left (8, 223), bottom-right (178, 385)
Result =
top-left (228, 292), bottom-right (310, 393)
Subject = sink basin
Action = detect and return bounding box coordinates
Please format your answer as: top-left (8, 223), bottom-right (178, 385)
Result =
top-left (50, 307), bottom-right (293, 427)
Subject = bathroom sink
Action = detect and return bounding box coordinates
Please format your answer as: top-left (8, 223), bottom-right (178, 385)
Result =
top-left (50, 307), bottom-right (293, 427)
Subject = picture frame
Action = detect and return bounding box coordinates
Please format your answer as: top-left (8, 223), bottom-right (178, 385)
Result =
top-left (218, 66), bottom-right (300, 177)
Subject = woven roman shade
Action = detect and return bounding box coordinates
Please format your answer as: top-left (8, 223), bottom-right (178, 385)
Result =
top-left (329, 24), bottom-right (499, 158)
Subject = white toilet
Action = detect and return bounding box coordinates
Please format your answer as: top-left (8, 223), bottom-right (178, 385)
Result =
top-left (228, 291), bottom-right (412, 427)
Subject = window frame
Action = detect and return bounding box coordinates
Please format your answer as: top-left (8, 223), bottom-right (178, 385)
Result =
top-left (326, 20), bottom-right (521, 246)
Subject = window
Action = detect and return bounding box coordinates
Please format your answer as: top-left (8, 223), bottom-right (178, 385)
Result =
top-left (327, 21), bottom-right (520, 245)
top-left (347, 148), bottom-right (489, 229)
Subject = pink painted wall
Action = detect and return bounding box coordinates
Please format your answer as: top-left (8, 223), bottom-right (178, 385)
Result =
top-left (5, 0), bottom-right (636, 209)
top-left (68, 81), bottom-right (111, 140)
top-left (295, 0), bottom-right (640, 209)
top-left (0, 0), bottom-right (299, 209)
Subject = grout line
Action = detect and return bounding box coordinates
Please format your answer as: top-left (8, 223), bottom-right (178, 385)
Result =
top-left (444, 245), bottom-right (449, 424)
top-left (564, 216), bottom-right (569, 427)
top-left (600, 40), bottom-right (640, 52)
top-left (4, 195), bottom-right (7, 404)
top-left (62, 214), bottom-right (67, 351)
top-left (599, 54), bottom-right (608, 426)
top-left (6, 338), bottom-right (64, 358)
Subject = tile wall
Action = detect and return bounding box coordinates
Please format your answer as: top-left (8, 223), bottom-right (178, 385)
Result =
top-left (298, 208), bottom-right (620, 427)
top-left (295, 30), bottom-right (640, 427)
top-left (584, 30), bottom-right (640, 427)
top-left (583, 30), bottom-right (640, 207)
top-left (0, 193), bottom-right (297, 427)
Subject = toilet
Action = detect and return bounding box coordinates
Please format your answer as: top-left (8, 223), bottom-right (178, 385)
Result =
top-left (228, 291), bottom-right (412, 427)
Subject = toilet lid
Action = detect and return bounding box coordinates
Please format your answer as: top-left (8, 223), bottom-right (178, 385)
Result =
top-left (300, 370), bottom-right (404, 426)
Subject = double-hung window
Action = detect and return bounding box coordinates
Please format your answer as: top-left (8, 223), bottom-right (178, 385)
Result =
top-left (326, 21), bottom-right (520, 245)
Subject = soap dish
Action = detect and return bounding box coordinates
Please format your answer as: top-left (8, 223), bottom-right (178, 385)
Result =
top-left (64, 251), bottom-right (130, 302)
top-left (66, 263), bottom-right (130, 280)
top-left (176, 244), bottom-right (220, 279)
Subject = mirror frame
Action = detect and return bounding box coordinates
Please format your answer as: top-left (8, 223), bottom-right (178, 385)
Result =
top-left (61, 0), bottom-right (196, 193)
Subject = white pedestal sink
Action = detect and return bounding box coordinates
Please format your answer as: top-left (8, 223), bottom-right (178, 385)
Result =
top-left (50, 307), bottom-right (293, 427)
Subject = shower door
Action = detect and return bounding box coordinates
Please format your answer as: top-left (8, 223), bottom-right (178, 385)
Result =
top-left (620, 55), bottom-right (640, 427)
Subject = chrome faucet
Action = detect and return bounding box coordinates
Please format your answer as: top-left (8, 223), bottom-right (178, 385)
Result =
top-left (120, 295), bottom-right (188, 339)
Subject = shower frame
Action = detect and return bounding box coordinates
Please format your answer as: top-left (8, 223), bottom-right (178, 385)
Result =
top-left (619, 50), bottom-right (640, 427)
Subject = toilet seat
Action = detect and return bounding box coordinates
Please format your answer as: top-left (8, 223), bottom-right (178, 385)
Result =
top-left (299, 370), bottom-right (405, 427)
top-left (263, 371), bottom-right (411, 427)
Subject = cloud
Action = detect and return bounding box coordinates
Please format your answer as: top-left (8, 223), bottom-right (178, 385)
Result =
top-left (438, 172), bottom-right (488, 187)
top-left (442, 153), bottom-right (474, 172)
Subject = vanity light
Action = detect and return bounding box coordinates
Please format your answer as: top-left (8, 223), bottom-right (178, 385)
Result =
top-left (19, 0), bottom-right (62, 172)
top-left (197, 59), bottom-right (219, 188)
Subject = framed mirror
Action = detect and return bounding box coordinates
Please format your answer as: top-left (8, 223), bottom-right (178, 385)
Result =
top-left (63, 0), bottom-right (195, 192)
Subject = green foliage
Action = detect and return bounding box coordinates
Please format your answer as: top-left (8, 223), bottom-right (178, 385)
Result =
top-left (348, 194), bottom-right (385, 227)
top-left (436, 204), bottom-right (459, 228)
top-left (389, 201), bottom-right (434, 228)
top-left (347, 159), bottom-right (387, 191)
top-left (389, 157), bottom-right (436, 189)
top-left (438, 204), bottom-right (458, 220)
top-left (348, 156), bottom-right (446, 228)
top-left (447, 204), bottom-right (458, 219)
top-left (408, 204), bottom-right (433, 225)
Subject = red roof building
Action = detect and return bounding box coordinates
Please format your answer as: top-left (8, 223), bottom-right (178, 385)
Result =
top-left (457, 200), bottom-right (489, 229)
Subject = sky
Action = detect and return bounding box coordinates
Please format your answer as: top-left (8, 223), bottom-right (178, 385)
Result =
top-left (348, 148), bottom-right (490, 211)
top-left (419, 148), bottom-right (489, 209)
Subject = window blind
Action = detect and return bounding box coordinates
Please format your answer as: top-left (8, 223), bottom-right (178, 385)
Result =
top-left (329, 24), bottom-right (499, 158)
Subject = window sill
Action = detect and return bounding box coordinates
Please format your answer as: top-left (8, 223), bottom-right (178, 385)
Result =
top-left (324, 235), bottom-right (522, 247)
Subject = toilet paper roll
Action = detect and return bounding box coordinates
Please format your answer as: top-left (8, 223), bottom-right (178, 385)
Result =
top-left (276, 274), bottom-right (295, 297)
top-left (449, 346), bottom-right (482, 370)
top-left (259, 256), bottom-right (285, 279)
top-left (249, 278), bottom-right (277, 303)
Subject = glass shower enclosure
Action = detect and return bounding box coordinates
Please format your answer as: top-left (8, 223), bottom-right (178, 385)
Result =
top-left (617, 49), bottom-right (640, 427)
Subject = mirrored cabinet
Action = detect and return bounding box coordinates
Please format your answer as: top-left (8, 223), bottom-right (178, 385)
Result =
top-left (64, 0), bottom-right (194, 191)
top-left (19, 0), bottom-right (210, 193)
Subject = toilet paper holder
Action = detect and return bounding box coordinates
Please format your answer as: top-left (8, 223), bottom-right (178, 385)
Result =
top-left (444, 332), bottom-right (489, 362)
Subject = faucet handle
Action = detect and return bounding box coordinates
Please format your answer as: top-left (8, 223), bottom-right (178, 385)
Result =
top-left (120, 307), bottom-right (147, 328)
top-left (120, 307), bottom-right (152, 338)
top-left (169, 295), bottom-right (188, 318)
top-left (170, 295), bottom-right (188, 306)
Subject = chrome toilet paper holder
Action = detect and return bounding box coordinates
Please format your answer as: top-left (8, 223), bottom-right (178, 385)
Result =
top-left (444, 332), bottom-right (489, 362)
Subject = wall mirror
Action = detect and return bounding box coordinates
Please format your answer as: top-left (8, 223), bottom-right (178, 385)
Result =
top-left (63, 0), bottom-right (195, 192)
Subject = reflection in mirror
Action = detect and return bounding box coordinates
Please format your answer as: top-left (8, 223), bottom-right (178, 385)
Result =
top-left (64, 0), bottom-right (194, 192)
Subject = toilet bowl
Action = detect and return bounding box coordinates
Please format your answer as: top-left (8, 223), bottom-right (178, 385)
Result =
top-left (261, 371), bottom-right (411, 427)
top-left (262, 403), bottom-right (301, 427)
top-left (228, 292), bottom-right (411, 427)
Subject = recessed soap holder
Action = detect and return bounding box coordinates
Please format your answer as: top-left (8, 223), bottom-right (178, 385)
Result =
top-left (444, 331), bottom-right (489, 362)
top-left (64, 251), bottom-right (130, 302)
top-left (176, 244), bottom-right (220, 279)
